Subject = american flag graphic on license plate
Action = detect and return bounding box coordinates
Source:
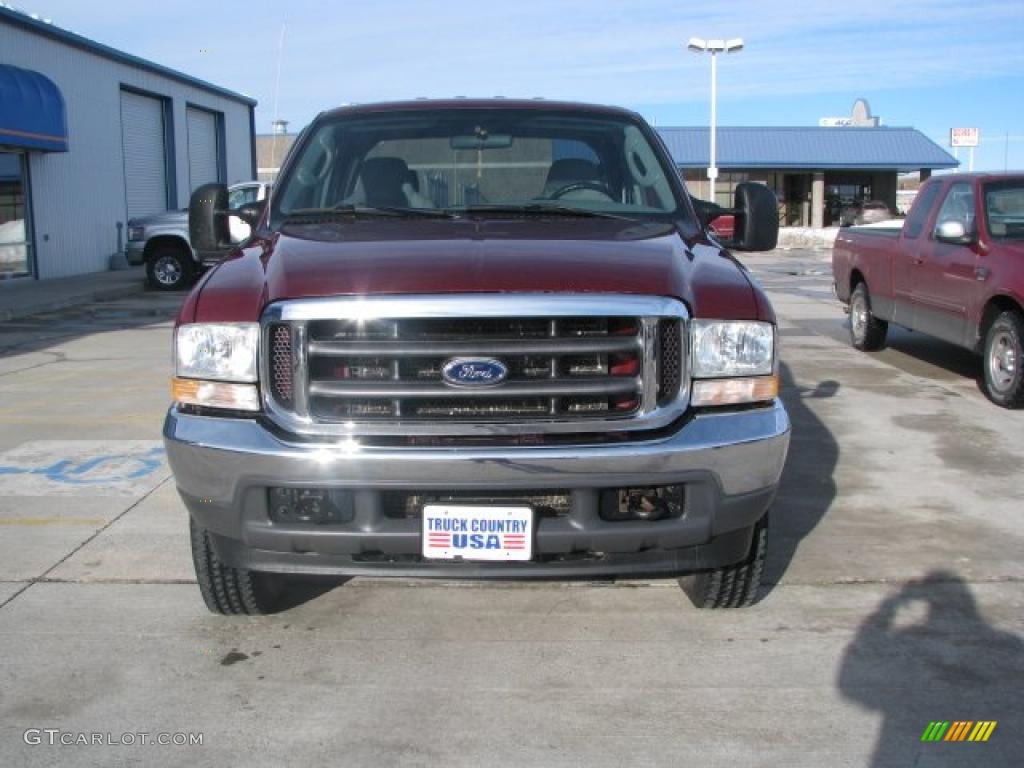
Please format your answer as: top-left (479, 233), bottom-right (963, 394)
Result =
top-left (421, 505), bottom-right (534, 561)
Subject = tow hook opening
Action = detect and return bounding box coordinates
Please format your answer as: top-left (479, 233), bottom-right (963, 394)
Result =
top-left (600, 484), bottom-right (685, 522)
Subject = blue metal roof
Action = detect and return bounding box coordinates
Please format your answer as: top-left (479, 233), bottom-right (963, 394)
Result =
top-left (0, 6), bottom-right (256, 107)
top-left (0, 64), bottom-right (67, 151)
top-left (657, 126), bottom-right (957, 171)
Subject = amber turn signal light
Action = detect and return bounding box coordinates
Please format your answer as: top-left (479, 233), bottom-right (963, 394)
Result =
top-left (691, 374), bottom-right (779, 407)
top-left (171, 378), bottom-right (260, 411)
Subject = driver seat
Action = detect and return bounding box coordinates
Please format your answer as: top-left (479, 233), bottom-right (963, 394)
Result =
top-left (359, 157), bottom-right (415, 207)
top-left (542, 158), bottom-right (601, 198)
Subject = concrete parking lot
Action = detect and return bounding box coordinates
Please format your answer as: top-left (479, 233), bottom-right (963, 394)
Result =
top-left (0, 252), bottom-right (1021, 767)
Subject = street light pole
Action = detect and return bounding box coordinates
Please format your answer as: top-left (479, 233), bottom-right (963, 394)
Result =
top-left (709, 49), bottom-right (717, 182)
top-left (688, 37), bottom-right (744, 194)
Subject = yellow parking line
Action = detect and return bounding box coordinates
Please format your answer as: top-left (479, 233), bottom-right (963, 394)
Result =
top-left (0, 517), bottom-right (107, 526)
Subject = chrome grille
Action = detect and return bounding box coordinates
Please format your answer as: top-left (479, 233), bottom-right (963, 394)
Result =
top-left (260, 295), bottom-right (688, 438)
top-left (304, 316), bottom-right (643, 421)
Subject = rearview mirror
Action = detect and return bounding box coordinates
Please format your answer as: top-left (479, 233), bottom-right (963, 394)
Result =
top-left (935, 219), bottom-right (976, 245)
top-left (727, 182), bottom-right (779, 251)
top-left (450, 134), bottom-right (513, 150)
top-left (188, 183), bottom-right (231, 260)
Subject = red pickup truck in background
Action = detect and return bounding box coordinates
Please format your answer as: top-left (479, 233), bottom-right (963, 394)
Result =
top-left (833, 173), bottom-right (1024, 407)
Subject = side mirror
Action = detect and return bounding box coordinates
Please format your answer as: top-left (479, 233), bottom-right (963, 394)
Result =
top-left (188, 183), bottom-right (231, 260)
top-left (728, 182), bottom-right (779, 251)
top-left (691, 197), bottom-right (726, 228)
top-left (935, 220), bottom-right (976, 245)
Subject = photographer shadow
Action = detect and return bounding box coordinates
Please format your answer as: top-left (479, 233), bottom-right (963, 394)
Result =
top-left (838, 570), bottom-right (1024, 766)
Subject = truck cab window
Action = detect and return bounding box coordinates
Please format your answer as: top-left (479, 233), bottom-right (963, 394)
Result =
top-left (228, 185), bottom-right (259, 208)
top-left (985, 181), bottom-right (1024, 239)
top-left (933, 183), bottom-right (975, 237)
top-left (902, 182), bottom-right (941, 239)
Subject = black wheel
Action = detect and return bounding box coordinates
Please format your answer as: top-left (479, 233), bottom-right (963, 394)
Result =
top-left (679, 514), bottom-right (768, 609)
top-left (146, 245), bottom-right (193, 291)
top-left (190, 518), bottom-right (284, 614)
top-left (982, 310), bottom-right (1024, 408)
top-left (849, 281), bottom-right (888, 351)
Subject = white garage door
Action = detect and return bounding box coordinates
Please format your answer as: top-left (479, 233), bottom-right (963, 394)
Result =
top-left (187, 107), bottom-right (220, 193)
top-left (120, 90), bottom-right (168, 219)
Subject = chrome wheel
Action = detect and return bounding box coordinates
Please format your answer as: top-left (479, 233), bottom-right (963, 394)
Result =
top-left (153, 255), bottom-right (182, 287)
top-left (987, 330), bottom-right (1017, 394)
top-left (851, 292), bottom-right (867, 340)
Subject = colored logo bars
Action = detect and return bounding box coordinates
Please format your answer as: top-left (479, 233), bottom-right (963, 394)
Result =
top-left (920, 721), bottom-right (997, 742)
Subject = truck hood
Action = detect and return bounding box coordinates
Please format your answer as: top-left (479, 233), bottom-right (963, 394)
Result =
top-left (184, 218), bottom-right (770, 324)
top-left (128, 209), bottom-right (186, 227)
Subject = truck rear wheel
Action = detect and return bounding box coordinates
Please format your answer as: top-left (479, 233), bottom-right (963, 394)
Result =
top-left (190, 519), bottom-right (284, 614)
top-left (849, 281), bottom-right (887, 351)
top-left (679, 513), bottom-right (768, 609)
top-left (983, 310), bottom-right (1024, 408)
top-left (146, 245), bottom-right (193, 291)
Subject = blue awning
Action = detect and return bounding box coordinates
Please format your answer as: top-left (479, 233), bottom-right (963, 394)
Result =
top-left (0, 64), bottom-right (68, 152)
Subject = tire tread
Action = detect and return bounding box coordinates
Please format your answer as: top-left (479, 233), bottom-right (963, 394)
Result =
top-left (190, 519), bottom-right (278, 615)
top-left (680, 514), bottom-right (768, 609)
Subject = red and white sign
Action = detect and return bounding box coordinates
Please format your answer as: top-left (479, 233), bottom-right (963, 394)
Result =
top-left (950, 128), bottom-right (980, 148)
top-left (422, 505), bottom-right (533, 561)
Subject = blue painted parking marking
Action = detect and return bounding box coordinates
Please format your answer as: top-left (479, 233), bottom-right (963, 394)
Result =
top-left (0, 441), bottom-right (169, 497)
top-left (0, 446), bottom-right (164, 485)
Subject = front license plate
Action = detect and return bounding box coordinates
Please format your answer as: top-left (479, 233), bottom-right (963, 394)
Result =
top-left (422, 505), bottom-right (533, 561)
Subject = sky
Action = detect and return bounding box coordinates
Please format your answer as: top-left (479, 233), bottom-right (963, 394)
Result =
top-left (12, 0), bottom-right (1024, 170)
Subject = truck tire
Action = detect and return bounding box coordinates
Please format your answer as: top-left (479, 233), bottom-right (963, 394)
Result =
top-left (849, 281), bottom-right (887, 351)
top-left (982, 310), bottom-right (1024, 408)
top-left (146, 245), bottom-right (193, 291)
top-left (190, 519), bottom-right (284, 614)
top-left (679, 513), bottom-right (767, 609)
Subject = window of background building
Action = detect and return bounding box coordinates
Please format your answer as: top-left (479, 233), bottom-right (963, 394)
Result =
top-left (0, 151), bottom-right (31, 279)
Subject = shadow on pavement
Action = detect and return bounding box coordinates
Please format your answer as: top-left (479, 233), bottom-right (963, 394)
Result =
top-left (878, 325), bottom-right (982, 384)
top-left (0, 293), bottom-right (180, 359)
top-left (838, 570), bottom-right (1024, 766)
top-left (762, 362), bottom-right (839, 589)
top-left (275, 576), bottom-right (349, 612)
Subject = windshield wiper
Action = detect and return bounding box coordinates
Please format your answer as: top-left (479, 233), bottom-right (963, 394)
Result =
top-left (460, 203), bottom-right (633, 220)
top-left (283, 204), bottom-right (454, 221)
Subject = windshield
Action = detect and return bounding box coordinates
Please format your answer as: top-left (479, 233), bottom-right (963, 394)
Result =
top-left (270, 108), bottom-right (687, 227)
top-left (985, 180), bottom-right (1024, 240)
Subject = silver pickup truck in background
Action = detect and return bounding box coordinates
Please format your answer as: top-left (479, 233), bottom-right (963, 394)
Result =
top-left (126, 181), bottom-right (270, 290)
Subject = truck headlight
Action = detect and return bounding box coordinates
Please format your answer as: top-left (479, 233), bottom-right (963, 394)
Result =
top-left (173, 323), bottom-right (260, 411)
top-left (127, 226), bottom-right (146, 242)
top-left (690, 320), bottom-right (777, 407)
top-left (691, 320), bottom-right (774, 377)
top-left (176, 323), bottom-right (259, 382)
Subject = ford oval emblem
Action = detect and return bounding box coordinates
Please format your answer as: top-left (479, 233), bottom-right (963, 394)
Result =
top-left (442, 358), bottom-right (509, 387)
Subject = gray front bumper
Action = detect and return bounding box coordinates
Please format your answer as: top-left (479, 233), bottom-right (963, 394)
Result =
top-left (125, 242), bottom-right (145, 266)
top-left (164, 401), bottom-right (790, 576)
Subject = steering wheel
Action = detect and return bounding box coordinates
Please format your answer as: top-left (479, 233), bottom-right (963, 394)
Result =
top-left (548, 181), bottom-right (615, 200)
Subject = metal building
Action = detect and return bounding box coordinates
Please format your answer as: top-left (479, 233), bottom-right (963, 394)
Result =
top-left (0, 7), bottom-right (256, 282)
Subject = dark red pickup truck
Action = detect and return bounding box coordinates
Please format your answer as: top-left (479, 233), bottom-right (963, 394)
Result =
top-left (833, 173), bottom-right (1024, 406)
top-left (164, 99), bottom-right (789, 614)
